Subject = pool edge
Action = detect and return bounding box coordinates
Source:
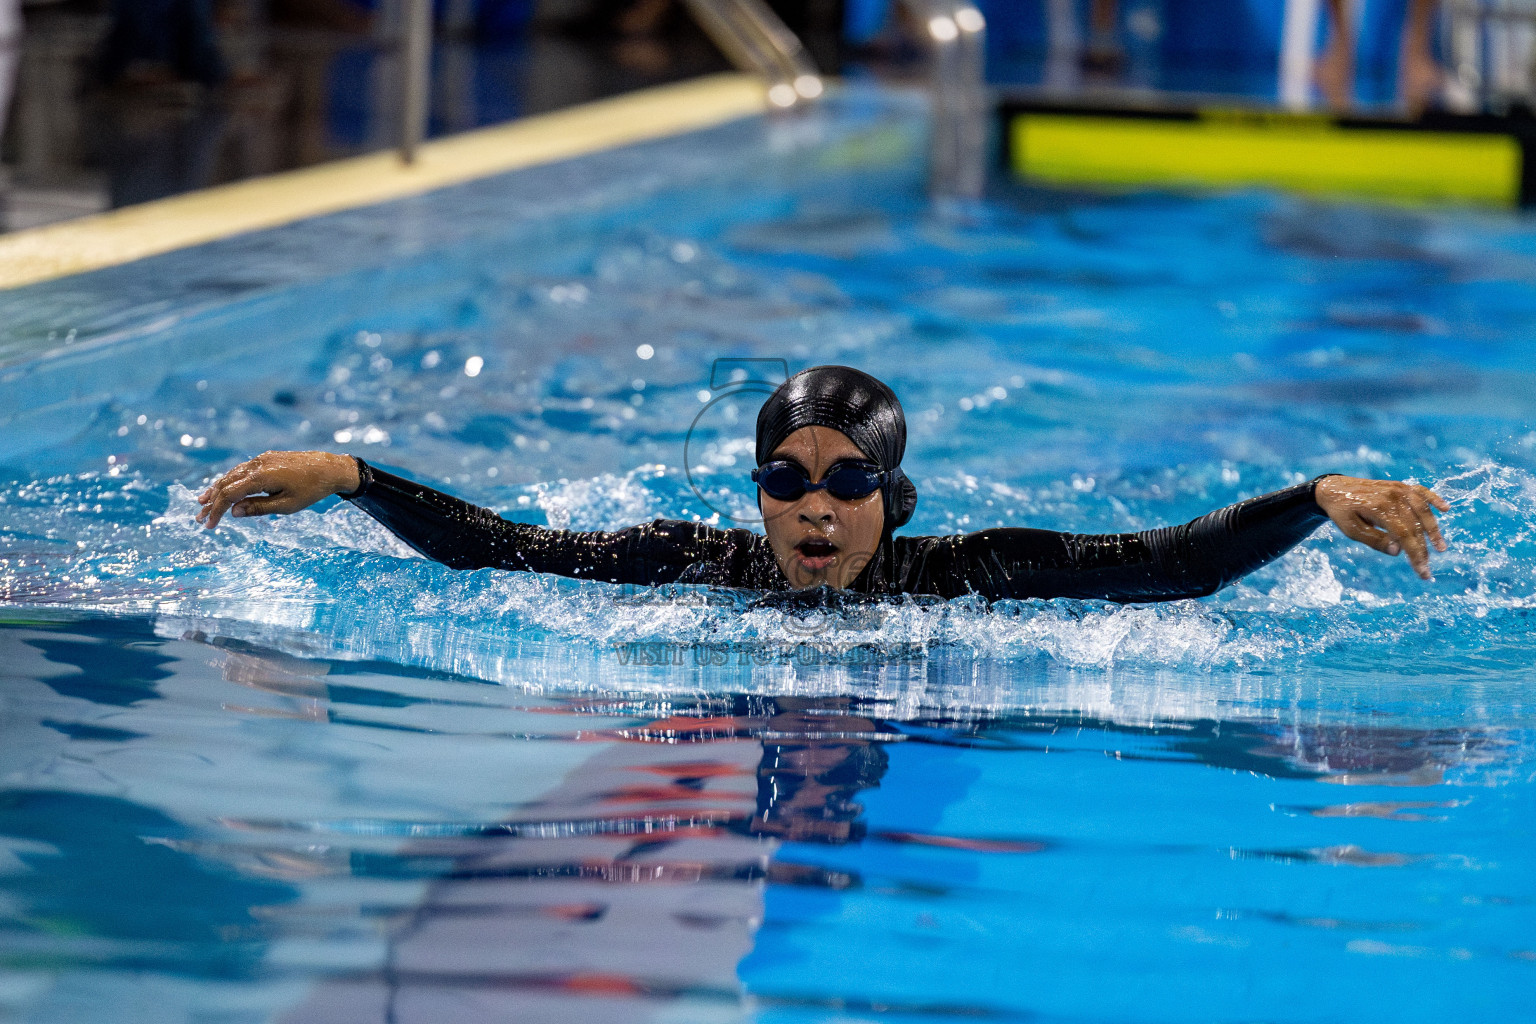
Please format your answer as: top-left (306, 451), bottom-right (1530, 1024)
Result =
top-left (0, 73), bottom-right (770, 291)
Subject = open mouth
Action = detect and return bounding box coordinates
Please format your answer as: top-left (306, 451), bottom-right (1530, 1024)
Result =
top-left (794, 537), bottom-right (838, 570)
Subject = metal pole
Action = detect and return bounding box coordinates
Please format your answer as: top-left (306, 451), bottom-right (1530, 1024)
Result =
top-left (953, 3), bottom-right (987, 200)
top-left (400, 0), bottom-right (431, 165)
top-left (903, 0), bottom-right (987, 201)
top-left (1279, 0), bottom-right (1320, 110)
top-left (681, 0), bottom-right (822, 108)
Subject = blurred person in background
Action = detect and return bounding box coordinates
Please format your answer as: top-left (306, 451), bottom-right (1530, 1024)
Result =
top-left (1084, 0), bottom-right (1120, 72)
top-left (268, 0), bottom-right (373, 33)
top-left (567, 0), bottom-right (842, 70)
top-left (575, 0), bottom-right (839, 39)
top-left (0, 0), bottom-right (17, 153)
top-left (97, 0), bottom-right (375, 89)
top-left (1006, 0), bottom-right (1130, 92)
top-left (98, 0), bottom-right (227, 87)
top-left (1317, 0), bottom-right (1445, 113)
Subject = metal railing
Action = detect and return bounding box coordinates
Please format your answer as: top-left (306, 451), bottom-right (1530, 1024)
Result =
top-left (683, 0), bottom-right (989, 199)
top-left (1280, 0), bottom-right (1536, 113)
top-left (899, 0), bottom-right (988, 200)
top-left (1445, 0), bottom-right (1536, 112)
top-left (680, 0), bottom-right (823, 108)
top-left (399, 0), bottom-right (431, 164)
top-left (394, 0), bottom-right (989, 198)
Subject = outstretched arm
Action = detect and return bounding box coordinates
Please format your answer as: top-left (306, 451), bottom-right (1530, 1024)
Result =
top-left (196, 451), bottom-right (747, 586)
top-left (343, 458), bottom-right (733, 582)
top-left (904, 475), bottom-right (1448, 602)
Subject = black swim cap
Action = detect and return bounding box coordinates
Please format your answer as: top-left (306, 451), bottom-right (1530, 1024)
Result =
top-left (755, 365), bottom-right (918, 530)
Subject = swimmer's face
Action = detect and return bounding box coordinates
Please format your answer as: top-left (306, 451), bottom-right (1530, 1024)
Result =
top-left (761, 425), bottom-right (884, 590)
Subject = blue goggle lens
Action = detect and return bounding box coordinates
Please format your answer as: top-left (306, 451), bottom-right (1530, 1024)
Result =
top-left (753, 461), bottom-right (885, 501)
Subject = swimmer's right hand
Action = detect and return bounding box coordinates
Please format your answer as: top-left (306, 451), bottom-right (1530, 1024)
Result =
top-left (195, 451), bottom-right (361, 530)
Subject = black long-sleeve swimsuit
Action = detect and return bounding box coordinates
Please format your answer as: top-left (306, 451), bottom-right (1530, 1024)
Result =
top-left (345, 458), bottom-right (1331, 603)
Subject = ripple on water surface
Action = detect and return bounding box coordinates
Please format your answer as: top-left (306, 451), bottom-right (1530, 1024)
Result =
top-left (1, 92), bottom-right (1536, 1022)
top-left (0, 613), bottom-right (1532, 1024)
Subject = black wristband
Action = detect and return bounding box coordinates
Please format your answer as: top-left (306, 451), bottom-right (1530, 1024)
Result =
top-left (338, 455), bottom-right (373, 500)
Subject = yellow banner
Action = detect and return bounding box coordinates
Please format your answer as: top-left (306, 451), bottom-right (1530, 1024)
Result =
top-left (1011, 113), bottom-right (1522, 206)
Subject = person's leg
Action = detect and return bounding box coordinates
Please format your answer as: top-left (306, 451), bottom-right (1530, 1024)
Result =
top-left (1043, 0), bottom-right (1083, 92)
top-left (0, 0), bottom-right (17, 147)
top-left (171, 0), bottom-right (226, 87)
top-left (1091, 0), bottom-right (1118, 37)
top-left (1398, 0), bottom-right (1443, 115)
top-left (1085, 0), bottom-right (1121, 72)
top-left (1315, 0), bottom-right (1354, 109)
top-left (97, 0), bottom-right (140, 86)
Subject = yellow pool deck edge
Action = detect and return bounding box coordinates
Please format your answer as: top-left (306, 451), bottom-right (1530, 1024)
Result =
top-left (0, 73), bottom-right (769, 291)
top-left (1011, 113), bottom-right (1523, 206)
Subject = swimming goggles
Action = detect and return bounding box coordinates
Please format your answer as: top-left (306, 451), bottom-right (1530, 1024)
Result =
top-left (751, 459), bottom-right (890, 501)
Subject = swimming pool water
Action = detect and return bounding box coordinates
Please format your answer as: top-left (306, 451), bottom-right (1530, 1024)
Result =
top-left (1, 87), bottom-right (1534, 1022)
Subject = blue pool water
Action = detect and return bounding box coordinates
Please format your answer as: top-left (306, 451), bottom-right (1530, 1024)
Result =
top-left (1, 87), bottom-right (1535, 1022)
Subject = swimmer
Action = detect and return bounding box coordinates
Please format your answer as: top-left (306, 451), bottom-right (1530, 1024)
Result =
top-left (196, 365), bottom-right (1449, 601)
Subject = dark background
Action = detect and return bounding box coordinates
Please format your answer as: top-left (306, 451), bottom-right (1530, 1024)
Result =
top-left (0, 0), bottom-right (1449, 231)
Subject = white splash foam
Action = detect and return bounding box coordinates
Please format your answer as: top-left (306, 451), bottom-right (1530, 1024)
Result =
top-left (157, 484), bottom-right (420, 558)
top-left (8, 463), bottom-right (1536, 688)
top-left (533, 469), bottom-right (663, 531)
top-left (1264, 547), bottom-right (1344, 608)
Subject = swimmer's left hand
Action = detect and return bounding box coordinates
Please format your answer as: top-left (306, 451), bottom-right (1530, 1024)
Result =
top-left (1313, 475), bottom-right (1449, 580)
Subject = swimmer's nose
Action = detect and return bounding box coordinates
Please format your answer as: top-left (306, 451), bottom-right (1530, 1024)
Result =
top-left (798, 504), bottom-right (834, 524)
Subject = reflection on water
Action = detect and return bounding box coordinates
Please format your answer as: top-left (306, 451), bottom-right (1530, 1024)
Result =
top-left (2, 84), bottom-right (1534, 1023)
top-left (1, 613), bottom-right (1532, 1023)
